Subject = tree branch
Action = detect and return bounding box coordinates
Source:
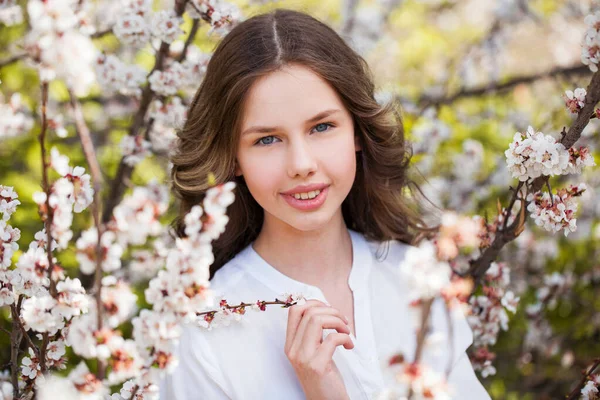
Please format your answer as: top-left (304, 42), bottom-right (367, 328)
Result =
top-left (101, 0), bottom-right (189, 225)
top-left (417, 64), bottom-right (592, 109)
top-left (467, 69), bottom-right (600, 283)
top-left (68, 89), bottom-right (108, 379)
top-left (0, 52), bottom-right (26, 68)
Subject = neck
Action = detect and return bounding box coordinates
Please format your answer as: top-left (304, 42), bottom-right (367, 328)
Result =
top-left (252, 210), bottom-right (353, 289)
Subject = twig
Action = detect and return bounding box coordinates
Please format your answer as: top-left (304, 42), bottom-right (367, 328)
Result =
top-left (91, 28), bottom-right (112, 39)
top-left (176, 19), bottom-right (200, 63)
top-left (0, 52), bottom-right (27, 68)
top-left (417, 64), bottom-right (591, 109)
top-left (101, 0), bottom-right (190, 225)
top-left (38, 82), bottom-right (58, 299)
top-left (407, 298), bottom-right (434, 400)
top-left (10, 297), bottom-right (24, 399)
top-left (68, 89), bottom-right (108, 379)
top-left (467, 68), bottom-right (600, 283)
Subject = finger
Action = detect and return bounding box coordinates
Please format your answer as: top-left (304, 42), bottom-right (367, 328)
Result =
top-left (312, 332), bottom-right (354, 366)
top-left (285, 300), bottom-right (328, 354)
top-left (294, 305), bottom-right (348, 350)
top-left (292, 314), bottom-right (350, 358)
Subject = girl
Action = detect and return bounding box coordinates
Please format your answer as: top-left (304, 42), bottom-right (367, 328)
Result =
top-left (161, 8), bottom-right (491, 400)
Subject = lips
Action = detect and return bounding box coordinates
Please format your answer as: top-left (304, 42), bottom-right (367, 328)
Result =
top-left (280, 183), bottom-right (330, 196)
top-left (281, 186), bottom-right (329, 211)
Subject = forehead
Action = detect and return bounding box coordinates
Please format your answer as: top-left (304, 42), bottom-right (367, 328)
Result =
top-left (241, 64), bottom-right (345, 126)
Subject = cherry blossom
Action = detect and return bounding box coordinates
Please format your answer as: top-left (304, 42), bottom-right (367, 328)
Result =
top-left (564, 88), bottom-right (587, 114)
top-left (120, 135), bottom-right (153, 166)
top-left (582, 12), bottom-right (600, 72)
top-left (76, 227), bottom-right (124, 274)
top-left (148, 62), bottom-right (187, 96)
top-left (113, 13), bottom-right (150, 47)
top-left (401, 240), bottom-right (452, 302)
top-left (108, 181), bottom-right (170, 248)
top-left (0, 1), bottom-right (23, 26)
top-left (378, 360), bottom-right (452, 400)
top-left (95, 54), bottom-right (147, 97)
top-left (505, 126), bottom-right (570, 182)
top-left (466, 262), bottom-right (519, 377)
top-left (21, 295), bottom-right (64, 334)
top-left (68, 361), bottom-right (107, 397)
top-left (55, 277), bottom-right (89, 320)
top-left (24, 0), bottom-right (96, 95)
top-left (151, 11), bottom-right (184, 44)
top-left (100, 276), bottom-right (138, 328)
top-left (21, 348), bottom-right (42, 381)
top-left (526, 184), bottom-right (586, 236)
top-left (581, 377), bottom-right (600, 400)
top-left (564, 146), bottom-right (596, 175)
top-left (150, 97), bottom-right (188, 129)
top-left (0, 220), bottom-right (20, 269)
top-left (186, 0), bottom-right (242, 36)
top-left (0, 93), bottom-right (34, 141)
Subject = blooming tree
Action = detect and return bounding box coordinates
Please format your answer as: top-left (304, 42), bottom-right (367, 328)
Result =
top-left (1, 0), bottom-right (600, 399)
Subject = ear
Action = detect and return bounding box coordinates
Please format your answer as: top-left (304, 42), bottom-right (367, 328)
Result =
top-left (234, 161), bottom-right (242, 177)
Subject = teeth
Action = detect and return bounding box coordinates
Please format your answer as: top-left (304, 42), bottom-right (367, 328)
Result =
top-left (293, 189), bottom-right (321, 200)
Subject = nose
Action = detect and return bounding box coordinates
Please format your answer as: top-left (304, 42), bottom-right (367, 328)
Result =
top-left (286, 136), bottom-right (317, 178)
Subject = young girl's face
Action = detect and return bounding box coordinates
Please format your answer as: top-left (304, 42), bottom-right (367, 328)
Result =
top-left (235, 63), bottom-right (360, 233)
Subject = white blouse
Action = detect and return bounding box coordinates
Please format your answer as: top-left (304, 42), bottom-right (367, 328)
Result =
top-left (159, 229), bottom-right (491, 400)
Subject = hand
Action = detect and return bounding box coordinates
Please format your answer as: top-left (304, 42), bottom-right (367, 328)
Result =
top-left (284, 299), bottom-right (354, 400)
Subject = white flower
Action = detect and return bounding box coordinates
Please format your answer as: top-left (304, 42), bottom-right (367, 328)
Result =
top-left (76, 228), bottom-right (123, 274)
top-left (564, 88), bottom-right (586, 114)
top-left (0, 220), bottom-right (20, 268)
top-left (564, 146), bottom-right (596, 175)
top-left (113, 13), bottom-right (150, 47)
top-left (120, 135), bottom-right (152, 166)
top-left (46, 340), bottom-right (66, 361)
top-left (50, 147), bottom-right (70, 176)
top-left (500, 291), bottom-right (519, 313)
top-left (21, 348), bottom-right (41, 380)
top-left (101, 277), bottom-right (138, 328)
top-left (151, 11), bottom-right (184, 44)
top-left (526, 184), bottom-right (584, 236)
top-left (148, 62), bottom-right (186, 96)
top-left (56, 277), bottom-right (89, 319)
top-left (111, 181), bottom-right (170, 247)
top-left (149, 97), bottom-right (187, 128)
top-left (400, 240), bottom-right (451, 301)
top-left (95, 54), bottom-right (147, 97)
top-left (581, 380), bottom-right (599, 400)
top-left (21, 295), bottom-right (64, 334)
top-left (0, 2), bottom-right (23, 27)
top-left (68, 361), bottom-right (107, 396)
top-left (582, 12), bottom-right (600, 72)
top-left (0, 93), bottom-right (34, 141)
top-left (505, 126), bottom-right (569, 182)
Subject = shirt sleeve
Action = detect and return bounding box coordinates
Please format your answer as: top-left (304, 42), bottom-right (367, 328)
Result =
top-left (159, 324), bottom-right (233, 400)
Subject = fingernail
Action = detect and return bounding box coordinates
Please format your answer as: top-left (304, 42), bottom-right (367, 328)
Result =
top-left (344, 315), bottom-right (349, 324)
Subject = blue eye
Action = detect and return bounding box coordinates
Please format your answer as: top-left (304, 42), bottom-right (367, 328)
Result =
top-left (256, 136), bottom-right (277, 146)
top-left (312, 122), bottom-right (334, 133)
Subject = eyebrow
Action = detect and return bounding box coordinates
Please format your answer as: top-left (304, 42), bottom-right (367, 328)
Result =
top-left (241, 109), bottom-right (342, 136)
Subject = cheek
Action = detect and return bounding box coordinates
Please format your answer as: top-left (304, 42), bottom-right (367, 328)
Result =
top-left (324, 135), bottom-right (357, 181)
top-left (238, 154), bottom-right (282, 199)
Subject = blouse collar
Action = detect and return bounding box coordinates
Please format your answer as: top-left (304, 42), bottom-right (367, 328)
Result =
top-left (236, 229), bottom-right (373, 299)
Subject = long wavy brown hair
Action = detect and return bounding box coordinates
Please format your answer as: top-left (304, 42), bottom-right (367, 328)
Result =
top-left (170, 8), bottom-right (433, 280)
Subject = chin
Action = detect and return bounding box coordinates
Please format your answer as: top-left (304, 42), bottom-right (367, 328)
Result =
top-left (281, 212), bottom-right (337, 233)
